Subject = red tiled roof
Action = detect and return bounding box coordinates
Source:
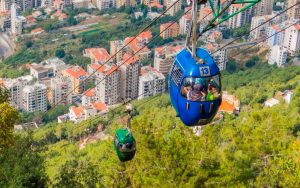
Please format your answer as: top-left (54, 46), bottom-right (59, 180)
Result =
top-left (83, 88), bottom-right (95, 97)
top-left (65, 66), bottom-right (87, 79)
top-left (272, 24), bottom-right (282, 32)
top-left (140, 65), bottom-right (159, 76)
top-left (160, 22), bottom-right (179, 30)
top-left (85, 48), bottom-right (110, 62)
top-left (31, 27), bottom-right (44, 34)
top-left (219, 100), bottom-right (235, 113)
top-left (294, 25), bottom-right (300, 31)
top-left (137, 30), bottom-right (152, 41)
top-left (149, 2), bottom-right (163, 9)
top-left (91, 102), bottom-right (107, 111)
top-left (70, 106), bottom-right (84, 118)
top-left (122, 53), bottom-right (140, 66)
top-left (89, 63), bottom-right (117, 76)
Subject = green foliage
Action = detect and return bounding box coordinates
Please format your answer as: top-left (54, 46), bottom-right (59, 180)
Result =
top-left (0, 134), bottom-right (48, 187)
top-left (226, 59), bottom-right (237, 73)
top-left (0, 88), bottom-right (19, 150)
top-left (55, 49), bottom-right (66, 58)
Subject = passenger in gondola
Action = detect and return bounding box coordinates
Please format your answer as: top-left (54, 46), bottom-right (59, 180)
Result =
top-left (206, 84), bottom-right (220, 101)
top-left (188, 83), bottom-right (203, 101)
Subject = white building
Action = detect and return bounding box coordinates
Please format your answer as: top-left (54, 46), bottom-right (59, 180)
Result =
top-left (253, 0), bottom-right (274, 16)
top-left (268, 24), bottom-right (285, 47)
top-left (69, 102), bottom-right (108, 123)
top-left (49, 76), bottom-right (72, 106)
top-left (154, 45), bottom-right (183, 76)
top-left (264, 98), bottom-right (279, 107)
top-left (163, 0), bottom-right (182, 16)
top-left (179, 13), bottom-right (191, 35)
top-left (1, 75), bottom-right (33, 110)
top-left (283, 24), bottom-right (300, 55)
top-left (11, 3), bottom-right (25, 35)
top-left (87, 63), bottom-right (121, 105)
top-left (23, 83), bottom-right (48, 112)
top-left (268, 45), bottom-right (288, 67)
top-left (120, 54), bottom-right (140, 100)
top-left (250, 15), bottom-right (271, 40)
top-left (207, 43), bottom-right (227, 71)
top-left (138, 66), bottom-right (165, 99)
top-left (82, 87), bottom-right (96, 106)
top-left (95, 0), bottom-right (115, 10)
top-left (228, 4), bottom-right (253, 29)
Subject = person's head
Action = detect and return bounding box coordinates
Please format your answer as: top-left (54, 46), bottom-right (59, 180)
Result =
top-left (209, 85), bottom-right (217, 93)
top-left (193, 83), bottom-right (203, 92)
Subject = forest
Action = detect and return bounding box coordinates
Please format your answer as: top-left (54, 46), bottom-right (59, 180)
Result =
top-left (0, 64), bottom-right (300, 187)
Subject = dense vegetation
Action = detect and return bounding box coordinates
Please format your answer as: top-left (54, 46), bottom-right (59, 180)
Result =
top-left (1, 65), bottom-right (299, 187)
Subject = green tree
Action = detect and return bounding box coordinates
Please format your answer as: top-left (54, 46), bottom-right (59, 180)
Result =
top-left (0, 134), bottom-right (48, 187)
top-left (55, 49), bottom-right (66, 58)
top-left (0, 87), bottom-right (19, 150)
top-left (226, 60), bottom-right (237, 73)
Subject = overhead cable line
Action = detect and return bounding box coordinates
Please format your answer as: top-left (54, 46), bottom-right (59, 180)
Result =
top-left (48, 0), bottom-right (184, 111)
top-left (211, 1), bottom-right (300, 56)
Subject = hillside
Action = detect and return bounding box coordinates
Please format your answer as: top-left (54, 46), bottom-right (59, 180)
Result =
top-left (1, 65), bottom-right (300, 187)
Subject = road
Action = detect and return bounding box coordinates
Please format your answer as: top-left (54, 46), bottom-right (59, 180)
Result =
top-left (0, 33), bottom-right (15, 59)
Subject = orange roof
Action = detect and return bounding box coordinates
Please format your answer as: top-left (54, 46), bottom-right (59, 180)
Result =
top-left (137, 30), bottom-right (152, 41)
top-left (124, 37), bottom-right (150, 53)
top-left (294, 25), bottom-right (300, 31)
top-left (0, 79), bottom-right (3, 86)
top-left (160, 22), bottom-right (179, 30)
top-left (65, 66), bottom-right (87, 79)
top-left (91, 102), bottom-right (107, 111)
top-left (122, 53), bottom-right (140, 66)
top-left (202, 7), bottom-right (212, 14)
top-left (85, 48), bottom-right (110, 62)
top-left (185, 13), bottom-right (191, 20)
top-left (219, 100), bottom-right (235, 113)
top-left (232, 4), bottom-right (244, 9)
top-left (83, 88), bottom-right (95, 97)
top-left (31, 27), bottom-right (44, 34)
top-left (271, 24), bottom-right (282, 32)
top-left (154, 45), bottom-right (183, 55)
top-left (149, 2), bottom-right (163, 9)
top-left (89, 63), bottom-right (118, 76)
top-left (70, 106), bottom-right (84, 118)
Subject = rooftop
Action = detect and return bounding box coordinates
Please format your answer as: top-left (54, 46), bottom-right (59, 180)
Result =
top-left (64, 66), bottom-right (87, 79)
top-left (84, 48), bottom-right (111, 63)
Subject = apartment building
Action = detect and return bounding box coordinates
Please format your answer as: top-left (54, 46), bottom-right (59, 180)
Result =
top-left (163, 0), bottom-right (182, 16)
top-left (88, 63), bottom-right (121, 105)
top-left (82, 87), bottom-right (96, 106)
top-left (110, 40), bottom-right (127, 63)
top-left (23, 83), bottom-right (47, 112)
top-left (141, 0), bottom-right (159, 6)
top-left (207, 43), bottom-right (227, 71)
top-left (268, 45), bottom-right (288, 67)
top-left (120, 54), bottom-right (140, 100)
top-left (268, 24), bottom-right (285, 47)
top-left (83, 48), bottom-right (111, 64)
top-left (11, 3), bottom-right (25, 35)
top-left (283, 24), bottom-right (300, 55)
top-left (48, 75), bottom-right (72, 106)
top-left (288, 0), bottom-right (300, 20)
top-left (228, 4), bottom-right (252, 29)
top-left (250, 15), bottom-right (272, 40)
top-left (116, 0), bottom-right (136, 8)
top-left (1, 75), bottom-right (33, 110)
top-left (30, 58), bottom-right (67, 80)
top-left (160, 22), bottom-right (179, 39)
top-left (138, 66), bottom-right (165, 99)
top-left (253, 0), bottom-right (274, 16)
top-left (62, 66), bottom-right (88, 94)
top-left (154, 45), bottom-right (183, 76)
top-left (124, 37), bottom-right (151, 60)
top-left (179, 13), bottom-right (191, 35)
top-left (95, 0), bottom-right (115, 10)
top-left (69, 102), bottom-right (108, 123)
